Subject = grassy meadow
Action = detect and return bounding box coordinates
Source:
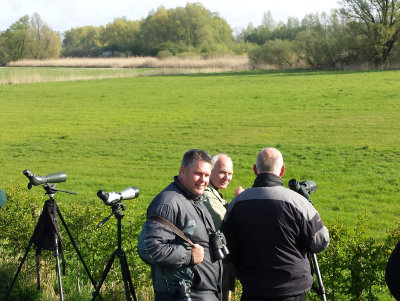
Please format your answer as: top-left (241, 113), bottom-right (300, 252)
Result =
top-left (0, 66), bottom-right (399, 300)
top-left (1, 68), bottom-right (399, 237)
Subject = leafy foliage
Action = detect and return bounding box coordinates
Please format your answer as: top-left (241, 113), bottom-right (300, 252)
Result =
top-left (310, 213), bottom-right (398, 300)
top-left (338, 0), bottom-right (400, 66)
top-left (0, 14), bottom-right (60, 65)
top-left (0, 184), bottom-right (399, 300)
top-left (0, 183), bottom-right (151, 300)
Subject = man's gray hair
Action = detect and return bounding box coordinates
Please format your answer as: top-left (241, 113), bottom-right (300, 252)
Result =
top-left (181, 149), bottom-right (212, 169)
top-left (211, 153), bottom-right (231, 170)
top-left (255, 147), bottom-right (283, 176)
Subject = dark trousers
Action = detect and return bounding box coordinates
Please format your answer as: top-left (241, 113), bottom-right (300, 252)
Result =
top-left (155, 291), bottom-right (220, 301)
top-left (241, 292), bottom-right (306, 301)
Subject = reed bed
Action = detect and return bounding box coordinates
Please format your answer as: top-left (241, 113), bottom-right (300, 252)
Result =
top-left (8, 55), bottom-right (250, 69)
top-left (2, 56), bottom-right (251, 84)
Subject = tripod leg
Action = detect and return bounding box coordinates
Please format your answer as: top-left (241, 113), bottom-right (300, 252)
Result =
top-left (54, 236), bottom-right (64, 301)
top-left (117, 249), bottom-right (137, 301)
top-left (5, 241), bottom-right (33, 299)
top-left (311, 253), bottom-right (327, 301)
top-left (92, 250), bottom-right (118, 301)
top-left (57, 208), bottom-right (98, 289)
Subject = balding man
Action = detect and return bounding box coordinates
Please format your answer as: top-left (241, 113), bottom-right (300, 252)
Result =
top-left (221, 147), bottom-right (329, 301)
top-left (203, 153), bottom-right (238, 301)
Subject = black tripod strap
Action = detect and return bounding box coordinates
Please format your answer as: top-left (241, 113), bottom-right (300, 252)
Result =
top-left (149, 215), bottom-right (195, 247)
top-left (47, 200), bottom-right (66, 275)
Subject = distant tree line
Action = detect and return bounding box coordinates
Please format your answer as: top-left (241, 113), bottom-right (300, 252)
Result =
top-left (1, 0), bottom-right (400, 69)
top-left (246, 0), bottom-right (400, 69)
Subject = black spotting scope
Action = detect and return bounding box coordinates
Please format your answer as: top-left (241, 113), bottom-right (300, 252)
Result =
top-left (97, 186), bottom-right (139, 206)
top-left (23, 169), bottom-right (67, 189)
top-left (288, 179), bottom-right (317, 201)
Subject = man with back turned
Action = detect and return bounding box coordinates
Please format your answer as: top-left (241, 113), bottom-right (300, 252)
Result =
top-left (221, 147), bottom-right (329, 301)
top-left (137, 149), bottom-right (222, 301)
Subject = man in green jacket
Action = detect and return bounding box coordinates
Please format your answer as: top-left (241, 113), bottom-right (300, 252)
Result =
top-left (203, 153), bottom-right (242, 301)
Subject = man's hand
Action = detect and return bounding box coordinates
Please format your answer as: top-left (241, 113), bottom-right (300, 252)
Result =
top-left (191, 243), bottom-right (204, 264)
top-left (235, 186), bottom-right (244, 196)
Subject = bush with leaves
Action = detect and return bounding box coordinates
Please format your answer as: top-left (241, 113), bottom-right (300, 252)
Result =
top-left (248, 39), bottom-right (297, 69)
top-left (0, 183), bottom-right (151, 300)
top-left (307, 212), bottom-right (399, 301)
top-left (1, 184), bottom-right (400, 300)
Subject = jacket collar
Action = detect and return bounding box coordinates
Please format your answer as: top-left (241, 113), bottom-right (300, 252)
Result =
top-left (174, 176), bottom-right (203, 202)
top-left (253, 173), bottom-right (283, 188)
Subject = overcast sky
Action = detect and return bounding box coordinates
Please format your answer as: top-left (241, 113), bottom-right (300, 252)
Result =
top-left (0, 0), bottom-right (339, 33)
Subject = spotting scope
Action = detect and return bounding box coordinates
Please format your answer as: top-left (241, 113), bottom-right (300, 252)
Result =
top-left (97, 186), bottom-right (139, 206)
top-left (288, 179), bottom-right (317, 201)
top-left (23, 169), bottom-right (67, 189)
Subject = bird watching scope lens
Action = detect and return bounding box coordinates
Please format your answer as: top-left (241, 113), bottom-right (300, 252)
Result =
top-left (23, 169), bottom-right (67, 186)
top-left (97, 186), bottom-right (139, 206)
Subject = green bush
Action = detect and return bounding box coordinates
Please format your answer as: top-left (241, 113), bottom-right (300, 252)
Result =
top-left (1, 184), bottom-right (399, 300)
top-left (248, 39), bottom-right (297, 69)
top-left (308, 213), bottom-right (399, 301)
top-left (0, 183), bottom-right (151, 301)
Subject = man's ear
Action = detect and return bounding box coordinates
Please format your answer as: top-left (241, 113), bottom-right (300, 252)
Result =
top-left (253, 164), bottom-right (258, 176)
top-left (279, 164), bottom-right (285, 178)
top-left (179, 165), bottom-right (185, 175)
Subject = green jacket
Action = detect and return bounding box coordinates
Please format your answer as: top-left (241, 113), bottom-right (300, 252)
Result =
top-left (202, 184), bottom-right (227, 230)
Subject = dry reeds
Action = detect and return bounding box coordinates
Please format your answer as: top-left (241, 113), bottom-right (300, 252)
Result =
top-left (2, 55), bottom-right (251, 84)
top-left (8, 55), bottom-right (250, 70)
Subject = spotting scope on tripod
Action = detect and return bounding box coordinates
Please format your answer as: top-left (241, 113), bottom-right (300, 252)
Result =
top-left (289, 179), bottom-right (327, 301)
top-left (6, 169), bottom-right (97, 301)
top-left (92, 186), bottom-right (139, 301)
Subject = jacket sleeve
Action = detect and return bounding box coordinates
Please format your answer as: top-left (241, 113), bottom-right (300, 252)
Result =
top-left (137, 203), bottom-right (192, 267)
top-left (304, 204), bottom-right (330, 254)
top-left (220, 199), bottom-right (240, 271)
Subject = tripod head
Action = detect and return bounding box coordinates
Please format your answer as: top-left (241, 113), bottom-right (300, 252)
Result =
top-left (23, 169), bottom-right (77, 198)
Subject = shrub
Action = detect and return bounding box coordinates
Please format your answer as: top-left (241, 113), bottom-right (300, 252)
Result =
top-left (0, 182), bottom-right (151, 301)
top-left (0, 184), bottom-right (399, 300)
top-left (248, 39), bottom-right (297, 69)
top-left (308, 212), bottom-right (399, 301)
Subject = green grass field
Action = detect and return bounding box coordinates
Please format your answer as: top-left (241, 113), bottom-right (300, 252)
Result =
top-left (1, 68), bottom-right (400, 300)
top-left (1, 69), bottom-right (399, 239)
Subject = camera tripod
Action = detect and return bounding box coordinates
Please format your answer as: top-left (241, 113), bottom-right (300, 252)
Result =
top-left (91, 202), bottom-right (137, 301)
top-left (6, 183), bottom-right (98, 301)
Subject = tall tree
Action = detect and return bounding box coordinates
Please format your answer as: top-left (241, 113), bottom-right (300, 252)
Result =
top-left (262, 11), bottom-right (276, 31)
top-left (28, 12), bottom-right (61, 59)
top-left (0, 13), bottom-right (60, 64)
top-left (102, 17), bottom-right (140, 54)
top-left (138, 3), bottom-right (233, 56)
top-left (137, 6), bottom-right (170, 55)
top-left (338, 0), bottom-right (400, 65)
top-left (62, 25), bottom-right (105, 56)
top-left (0, 15), bottom-right (30, 63)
